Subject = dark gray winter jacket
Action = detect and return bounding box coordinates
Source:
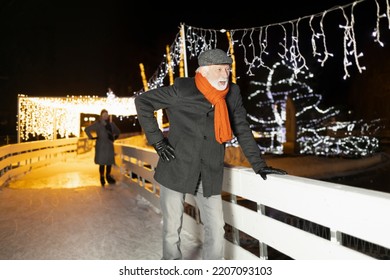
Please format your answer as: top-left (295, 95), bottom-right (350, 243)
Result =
top-left (135, 77), bottom-right (266, 197)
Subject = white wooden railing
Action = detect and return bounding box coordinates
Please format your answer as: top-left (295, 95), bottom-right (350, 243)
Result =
top-left (114, 142), bottom-right (390, 260)
top-left (0, 138), bottom-right (91, 187)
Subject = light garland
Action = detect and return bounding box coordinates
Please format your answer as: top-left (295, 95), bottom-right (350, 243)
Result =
top-left (18, 94), bottom-right (137, 141)
top-left (137, 0), bottom-right (387, 92)
top-left (131, 0), bottom-right (386, 158)
top-left (235, 59), bottom-right (382, 157)
top-left (339, 2), bottom-right (365, 79)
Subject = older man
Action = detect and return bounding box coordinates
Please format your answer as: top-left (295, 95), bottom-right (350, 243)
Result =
top-left (135, 48), bottom-right (287, 260)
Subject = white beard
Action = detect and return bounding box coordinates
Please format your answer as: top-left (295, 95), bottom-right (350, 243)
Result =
top-left (209, 79), bottom-right (228, 91)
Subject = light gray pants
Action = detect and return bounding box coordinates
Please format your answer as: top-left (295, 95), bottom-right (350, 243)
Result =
top-left (160, 182), bottom-right (225, 260)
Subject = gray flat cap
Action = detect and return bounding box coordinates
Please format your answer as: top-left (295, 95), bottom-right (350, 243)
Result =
top-left (198, 49), bottom-right (233, 66)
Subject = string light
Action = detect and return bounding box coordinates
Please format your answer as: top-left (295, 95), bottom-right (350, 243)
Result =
top-left (18, 94), bottom-right (137, 141)
top-left (372, 0), bottom-right (387, 46)
top-left (131, 0), bottom-right (385, 158)
top-left (232, 59), bottom-right (382, 157)
top-left (137, 0), bottom-right (381, 94)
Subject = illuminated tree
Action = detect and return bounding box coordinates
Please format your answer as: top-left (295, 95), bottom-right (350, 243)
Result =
top-left (242, 59), bottom-right (382, 157)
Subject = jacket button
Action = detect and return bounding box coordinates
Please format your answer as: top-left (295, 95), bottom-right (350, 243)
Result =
top-left (203, 136), bottom-right (207, 140)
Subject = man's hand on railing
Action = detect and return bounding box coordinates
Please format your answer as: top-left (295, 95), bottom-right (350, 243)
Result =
top-left (152, 138), bottom-right (176, 162)
top-left (257, 166), bottom-right (288, 180)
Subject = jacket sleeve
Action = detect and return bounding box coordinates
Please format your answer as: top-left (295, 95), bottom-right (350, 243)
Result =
top-left (84, 122), bottom-right (96, 139)
top-left (134, 85), bottom-right (178, 145)
top-left (111, 122), bottom-right (121, 138)
top-left (228, 84), bottom-right (267, 173)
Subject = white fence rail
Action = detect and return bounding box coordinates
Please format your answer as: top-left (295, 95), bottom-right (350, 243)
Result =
top-left (0, 138), bottom-right (91, 187)
top-left (114, 143), bottom-right (390, 260)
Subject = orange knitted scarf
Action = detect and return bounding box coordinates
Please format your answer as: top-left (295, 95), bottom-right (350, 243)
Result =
top-left (195, 72), bottom-right (232, 144)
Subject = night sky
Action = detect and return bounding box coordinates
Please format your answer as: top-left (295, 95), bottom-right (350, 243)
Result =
top-left (1, 0), bottom-right (389, 136)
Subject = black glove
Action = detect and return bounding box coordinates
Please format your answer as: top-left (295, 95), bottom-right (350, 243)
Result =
top-left (257, 166), bottom-right (287, 180)
top-left (152, 138), bottom-right (176, 162)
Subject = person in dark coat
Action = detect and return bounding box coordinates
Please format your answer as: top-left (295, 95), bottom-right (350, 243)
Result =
top-left (85, 109), bottom-right (120, 187)
top-left (135, 48), bottom-right (287, 260)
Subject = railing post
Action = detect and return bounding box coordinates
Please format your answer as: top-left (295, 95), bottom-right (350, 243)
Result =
top-left (230, 194), bottom-right (240, 245)
top-left (258, 204), bottom-right (269, 260)
top-left (330, 229), bottom-right (342, 244)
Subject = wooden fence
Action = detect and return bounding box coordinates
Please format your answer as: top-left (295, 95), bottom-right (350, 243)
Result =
top-left (114, 142), bottom-right (390, 260)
